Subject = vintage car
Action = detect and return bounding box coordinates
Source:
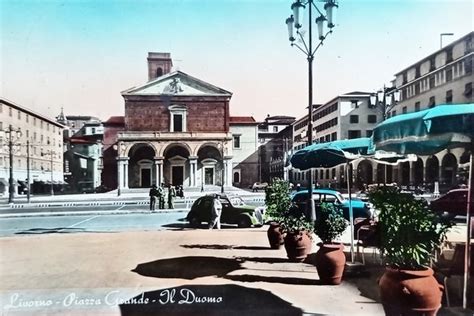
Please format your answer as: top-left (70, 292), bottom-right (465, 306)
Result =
top-left (186, 194), bottom-right (264, 228)
top-left (429, 188), bottom-right (468, 218)
top-left (291, 189), bottom-right (374, 221)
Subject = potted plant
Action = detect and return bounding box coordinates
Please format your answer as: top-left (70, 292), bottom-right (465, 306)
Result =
top-left (264, 179), bottom-right (292, 249)
top-left (280, 207), bottom-right (315, 262)
top-left (313, 202), bottom-right (348, 285)
top-left (369, 186), bottom-right (452, 315)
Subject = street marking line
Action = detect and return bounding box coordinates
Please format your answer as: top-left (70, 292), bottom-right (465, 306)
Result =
top-left (56, 215), bottom-right (99, 233)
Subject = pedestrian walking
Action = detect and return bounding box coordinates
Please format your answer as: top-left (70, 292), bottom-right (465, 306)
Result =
top-left (149, 185), bottom-right (158, 211)
top-left (168, 185), bottom-right (176, 209)
top-left (158, 184), bottom-right (165, 209)
top-left (209, 196), bottom-right (222, 230)
top-left (177, 185), bottom-right (184, 198)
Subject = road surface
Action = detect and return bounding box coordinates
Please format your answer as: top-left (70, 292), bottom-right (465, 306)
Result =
top-left (0, 212), bottom-right (189, 237)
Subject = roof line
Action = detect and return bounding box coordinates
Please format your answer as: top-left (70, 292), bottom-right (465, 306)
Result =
top-left (0, 97), bottom-right (65, 128)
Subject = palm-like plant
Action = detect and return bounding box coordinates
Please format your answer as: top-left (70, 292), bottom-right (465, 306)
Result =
top-left (369, 186), bottom-right (452, 269)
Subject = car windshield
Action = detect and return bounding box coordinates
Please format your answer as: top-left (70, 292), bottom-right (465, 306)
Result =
top-left (229, 197), bottom-right (246, 207)
top-left (333, 192), bottom-right (345, 203)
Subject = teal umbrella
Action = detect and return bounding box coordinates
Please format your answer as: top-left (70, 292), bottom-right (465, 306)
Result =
top-left (372, 103), bottom-right (474, 308)
top-left (291, 138), bottom-right (371, 170)
top-left (373, 104), bottom-right (474, 155)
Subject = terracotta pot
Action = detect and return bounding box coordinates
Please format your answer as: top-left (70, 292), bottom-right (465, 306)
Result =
top-left (314, 243), bottom-right (346, 285)
top-left (379, 267), bottom-right (443, 316)
top-left (267, 222), bottom-right (285, 249)
top-left (284, 231), bottom-right (311, 262)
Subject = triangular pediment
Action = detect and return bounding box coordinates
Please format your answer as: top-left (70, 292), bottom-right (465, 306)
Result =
top-left (122, 71), bottom-right (232, 96)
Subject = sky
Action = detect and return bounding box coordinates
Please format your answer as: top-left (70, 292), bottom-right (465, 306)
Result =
top-left (1, 0), bottom-right (473, 122)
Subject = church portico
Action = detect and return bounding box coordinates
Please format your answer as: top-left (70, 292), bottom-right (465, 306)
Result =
top-left (117, 133), bottom-right (232, 189)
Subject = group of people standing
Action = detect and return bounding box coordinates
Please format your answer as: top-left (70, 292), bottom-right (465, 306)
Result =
top-left (149, 184), bottom-right (181, 211)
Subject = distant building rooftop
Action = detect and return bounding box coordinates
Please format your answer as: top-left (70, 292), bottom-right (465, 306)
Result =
top-left (229, 116), bottom-right (257, 124)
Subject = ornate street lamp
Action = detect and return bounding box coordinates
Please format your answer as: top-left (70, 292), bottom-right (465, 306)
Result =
top-left (2, 125), bottom-right (22, 204)
top-left (369, 86), bottom-right (400, 185)
top-left (285, 0), bottom-right (338, 221)
top-left (369, 85), bottom-right (400, 120)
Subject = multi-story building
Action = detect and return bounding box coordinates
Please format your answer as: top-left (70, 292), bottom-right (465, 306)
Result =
top-left (63, 121), bottom-right (104, 193)
top-left (387, 32), bottom-right (473, 192)
top-left (229, 116), bottom-right (259, 188)
top-left (258, 115), bottom-right (295, 183)
top-left (0, 98), bottom-right (64, 196)
top-left (267, 125), bottom-right (293, 181)
top-left (392, 31), bottom-right (472, 115)
top-left (290, 92), bottom-right (384, 189)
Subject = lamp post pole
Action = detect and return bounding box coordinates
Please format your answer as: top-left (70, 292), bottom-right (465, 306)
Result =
top-left (26, 139), bottom-right (30, 203)
top-left (286, 0), bottom-right (338, 221)
top-left (8, 127), bottom-right (14, 204)
top-left (221, 141), bottom-right (225, 194)
top-left (5, 125), bottom-right (21, 204)
top-left (440, 32), bottom-right (454, 49)
top-left (50, 151), bottom-right (54, 196)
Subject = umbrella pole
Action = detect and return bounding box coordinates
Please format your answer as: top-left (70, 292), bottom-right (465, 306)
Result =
top-left (463, 151), bottom-right (473, 309)
top-left (347, 162), bottom-right (355, 263)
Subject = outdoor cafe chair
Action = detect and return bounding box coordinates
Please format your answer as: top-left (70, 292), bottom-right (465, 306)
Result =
top-left (435, 243), bottom-right (474, 307)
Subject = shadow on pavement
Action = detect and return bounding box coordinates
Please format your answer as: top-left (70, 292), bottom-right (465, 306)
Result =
top-left (181, 244), bottom-right (273, 251)
top-left (236, 256), bottom-right (292, 264)
top-left (233, 245), bottom-right (272, 250)
top-left (119, 284), bottom-right (304, 316)
top-left (160, 223), bottom-right (192, 230)
top-left (15, 227), bottom-right (86, 234)
top-left (132, 256), bottom-right (243, 279)
top-left (161, 223), bottom-right (240, 231)
top-left (225, 274), bottom-right (321, 285)
top-left (181, 244), bottom-right (233, 250)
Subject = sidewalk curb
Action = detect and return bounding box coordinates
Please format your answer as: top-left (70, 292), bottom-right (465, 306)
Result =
top-left (0, 208), bottom-right (190, 219)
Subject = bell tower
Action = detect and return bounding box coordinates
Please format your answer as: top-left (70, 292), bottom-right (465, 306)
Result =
top-left (147, 52), bottom-right (173, 81)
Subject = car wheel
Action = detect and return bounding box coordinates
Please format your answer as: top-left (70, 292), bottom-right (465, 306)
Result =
top-left (237, 216), bottom-right (252, 228)
top-left (189, 215), bottom-right (201, 228)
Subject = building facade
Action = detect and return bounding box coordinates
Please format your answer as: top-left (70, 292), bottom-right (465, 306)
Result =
top-left (115, 52), bottom-right (235, 191)
top-left (392, 32), bottom-right (472, 115)
top-left (290, 92), bottom-right (385, 189)
top-left (0, 98), bottom-right (64, 196)
top-left (387, 32), bottom-right (473, 192)
top-left (258, 115), bottom-right (295, 183)
top-left (229, 116), bottom-right (259, 188)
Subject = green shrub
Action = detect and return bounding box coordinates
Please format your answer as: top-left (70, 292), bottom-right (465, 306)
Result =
top-left (264, 179), bottom-right (291, 222)
top-left (280, 212), bottom-right (315, 236)
top-left (314, 203), bottom-right (348, 244)
top-left (369, 186), bottom-right (452, 269)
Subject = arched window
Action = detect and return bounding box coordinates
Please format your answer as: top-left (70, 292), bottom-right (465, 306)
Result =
top-left (156, 67), bottom-right (163, 77)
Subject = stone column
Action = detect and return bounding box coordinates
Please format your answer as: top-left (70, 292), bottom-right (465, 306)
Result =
top-left (225, 157), bottom-right (233, 187)
top-left (116, 157), bottom-right (129, 194)
top-left (409, 161), bottom-right (415, 186)
top-left (154, 157), bottom-right (164, 186)
top-left (189, 156), bottom-right (198, 187)
top-left (124, 158), bottom-right (129, 189)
